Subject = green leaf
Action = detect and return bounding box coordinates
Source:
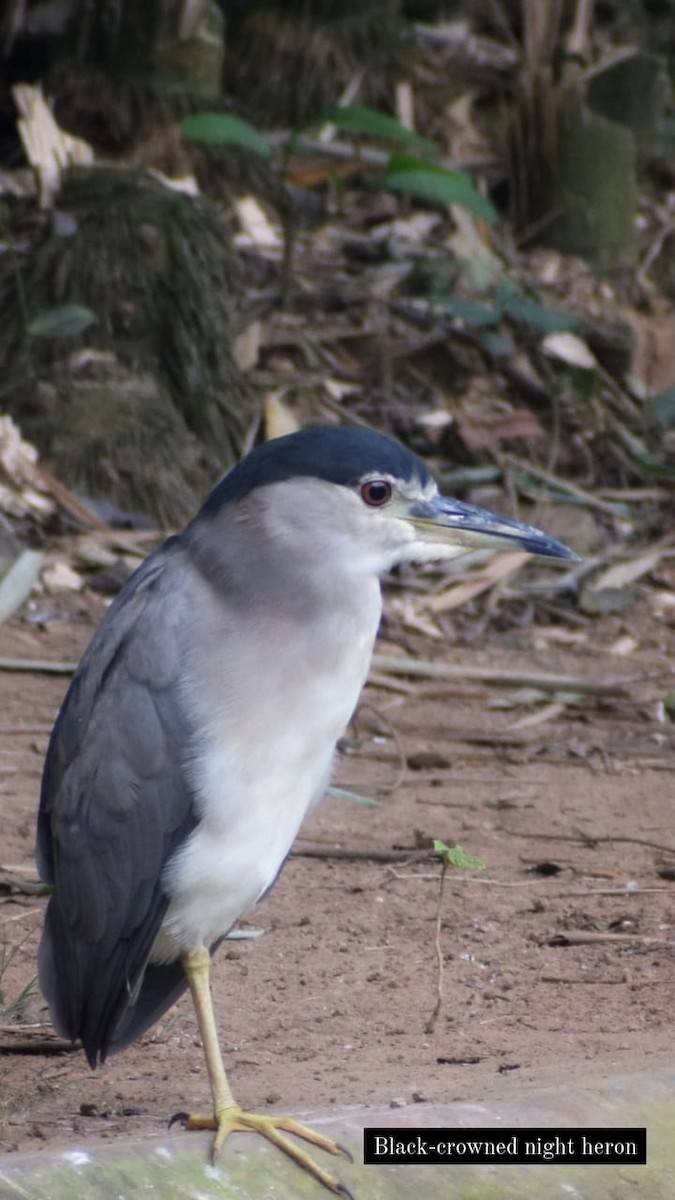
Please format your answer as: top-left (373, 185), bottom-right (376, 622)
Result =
top-left (27, 304), bottom-right (97, 339)
top-left (318, 105), bottom-right (438, 156)
top-left (648, 386), bottom-right (675, 430)
top-left (433, 295), bottom-right (501, 327)
top-left (500, 290), bottom-right (578, 334)
top-left (614, 425), bottom-right (675, 480)
top-left (181, 112), bottom-right (271, 157)
top-left (380, 153), bottom-right (497, 223)
top-left (478, 329), bottom-right (516, 358)
top-left (433, 839), bottom-right (485, 871)
top-left (327, 785), bottom-right (382, 807)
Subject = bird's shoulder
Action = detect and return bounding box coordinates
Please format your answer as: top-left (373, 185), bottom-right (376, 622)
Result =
top-left (37, 537), bottom-right (199, 906)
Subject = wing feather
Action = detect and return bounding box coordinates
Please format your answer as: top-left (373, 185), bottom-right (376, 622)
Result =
top-left (37, 541), bottom-right (199, 1064)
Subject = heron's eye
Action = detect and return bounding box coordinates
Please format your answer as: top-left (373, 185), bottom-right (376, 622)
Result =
top-left (360, 479), bottom-right (392, 507)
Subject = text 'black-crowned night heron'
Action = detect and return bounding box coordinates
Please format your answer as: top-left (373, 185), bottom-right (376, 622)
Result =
top-left (37, 426), bottom-right (575, 1195)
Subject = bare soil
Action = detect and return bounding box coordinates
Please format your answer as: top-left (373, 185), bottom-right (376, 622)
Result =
top-left (1, 582), bottom-right (674, 1156)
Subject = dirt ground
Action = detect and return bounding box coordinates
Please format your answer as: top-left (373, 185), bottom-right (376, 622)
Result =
top-left (1, 574), bottom-right (675, 1157)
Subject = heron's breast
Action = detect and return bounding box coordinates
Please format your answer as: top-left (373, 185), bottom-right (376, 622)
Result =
top-left (154, 590), bottom-right (380, 956)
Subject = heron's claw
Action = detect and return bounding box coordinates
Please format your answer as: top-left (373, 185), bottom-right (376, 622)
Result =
top-left (168, 1110), bottom-right (190, 1129)
top-left (178, 1104), bottom-right (353, 1195)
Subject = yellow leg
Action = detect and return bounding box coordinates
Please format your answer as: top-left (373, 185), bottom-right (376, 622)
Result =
top-left (179, 946), bottom-right (353, 1197)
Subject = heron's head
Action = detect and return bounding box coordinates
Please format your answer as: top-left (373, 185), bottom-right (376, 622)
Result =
top-left (194, 426), bottom-right (577, 578)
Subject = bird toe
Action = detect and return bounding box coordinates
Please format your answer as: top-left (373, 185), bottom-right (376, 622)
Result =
top-left (177, 1103), bottom-right (351, 1194)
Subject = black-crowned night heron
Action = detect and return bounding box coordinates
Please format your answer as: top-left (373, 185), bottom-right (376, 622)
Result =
top-left (37, 426), bottom-right (575, 1194)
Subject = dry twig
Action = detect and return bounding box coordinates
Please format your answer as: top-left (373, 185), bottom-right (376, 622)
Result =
top-left (370, 654), bottom-right (627, 695)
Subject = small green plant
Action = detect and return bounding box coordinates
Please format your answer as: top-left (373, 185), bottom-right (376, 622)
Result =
top-left (1, 974), bottom-right (39, 1021)
top-left (180, 112), bottom-right (272, 157)
top-left (378, 151), bottom-right (496, 221)
top-left (426, 838), bottom-right (485, 1034)
top-left (181, 102), bottom-right (496, 223)
top-left (0, 924), bottom-right (39, 1022)
top-left (433, 839), bottom-right (485, 873)
top-left (317, 103), bottom-right (438, 157)
top-left (26, 304), bottom-right (97, 340)
top-left (432, 279), bottom-right (579, 359)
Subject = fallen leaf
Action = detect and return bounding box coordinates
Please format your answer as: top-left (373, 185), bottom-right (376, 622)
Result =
top-left (42, 561), bottom-right (83, 593)
top-left (234, 196), bottom-right (281, 249)
top-left (608, 635), bottom-right (638, 656)
top-left (590, 550), bottom-right (662, 591)
top-left (509, 701), bottom-right (566, 729)
top-left (456, 408), bottom-right (546, 452)
top-left (233, 320), bottom-right (262, 371)
top-left (426, 551), bottom-right (529, 614)
top-left (542, 332), bottom-right (597, 369)
top-left (625, 311), bottom-right (675, 392)
top-left (263, 391), bottom-right (300, 440)
top-left (0, 550), bottom-right (43, 624)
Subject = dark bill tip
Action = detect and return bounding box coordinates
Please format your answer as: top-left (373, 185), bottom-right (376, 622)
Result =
top-left (411, 496), bottom-right (580, 562)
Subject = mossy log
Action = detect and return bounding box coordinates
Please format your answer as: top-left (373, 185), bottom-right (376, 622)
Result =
top-left (1, 166), bottom-right (252, 526)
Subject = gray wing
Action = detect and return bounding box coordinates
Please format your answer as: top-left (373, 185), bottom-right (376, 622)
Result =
top-left (37, 539), bottom-right (199, 1066)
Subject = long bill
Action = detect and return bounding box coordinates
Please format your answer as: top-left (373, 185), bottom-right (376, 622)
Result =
top-left (407, 495), bottom-right (579, 561)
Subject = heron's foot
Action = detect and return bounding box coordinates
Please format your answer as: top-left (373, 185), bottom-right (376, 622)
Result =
top-left (176, 1105), bottom-right (354, 1196)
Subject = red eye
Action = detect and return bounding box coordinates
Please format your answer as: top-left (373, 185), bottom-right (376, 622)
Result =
top-left (360, 479), bottom-right (392, 507)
